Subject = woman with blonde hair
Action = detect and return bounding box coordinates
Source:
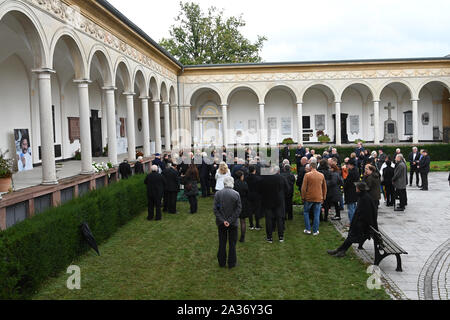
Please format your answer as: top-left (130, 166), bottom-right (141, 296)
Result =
top-left (215, 162), bottom-right (231, 192)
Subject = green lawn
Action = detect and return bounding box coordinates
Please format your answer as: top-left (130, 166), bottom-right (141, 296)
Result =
top-left (406, 161), bottom-right (450, 172)
top-left (33, 197), bottom-right (390, 300)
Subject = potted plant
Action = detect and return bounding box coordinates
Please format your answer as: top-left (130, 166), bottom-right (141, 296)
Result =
top-left (282, 138), bottom-right (295, 145)
top-left (0, 149), bottom-right (14, 193)
top-left (316, 130), bottom-right (330, 144)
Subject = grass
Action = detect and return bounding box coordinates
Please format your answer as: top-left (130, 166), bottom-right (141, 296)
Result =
top-left (33, 197), bottom-right (390, 300)
top-left (406, 161), bottom-right (450, 172)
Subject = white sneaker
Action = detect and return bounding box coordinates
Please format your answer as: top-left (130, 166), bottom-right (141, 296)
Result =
top-left (313, 231), bottom-right (320, 236)
top-left (304, 229), bottom-right (312, 235)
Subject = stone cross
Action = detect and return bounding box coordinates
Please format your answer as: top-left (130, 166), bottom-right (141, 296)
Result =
top-left (384, 103), bottom-right (395, 120)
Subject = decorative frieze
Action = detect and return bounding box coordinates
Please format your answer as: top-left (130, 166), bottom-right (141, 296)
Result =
top-left (181, 68), bottom-right (450, 84)
top-left (26, 0), bottom-right (177, 81)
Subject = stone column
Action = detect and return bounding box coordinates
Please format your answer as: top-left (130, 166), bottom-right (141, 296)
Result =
top-left (163, 102), bottom-right (171, 150)
top-left (373, 100), bottom-right (380, 145)
top-left (412, 99), bottom-right (419, 144)
top-left (140, 97), bottom-right (151, 157)
top-left (75, 79), bottom-right (93, 174)
top-left (258, 103), bottom-right (265, 146)
top-left (153, 100), bottom-right (162, 154)
top-left (103, 86), bottom-right (118, 165)
top-left (34, 69), bottom-right (58, 185)
top-left (297, 102), bottom-right (303, 144)
top-left (222, 104), bottom-right (229, 147)
top-left (170, 104), bottom-right (179, 148)
top-left (124, 92), bottom-right (136, 161)
top-left (335, 101), bottom-right (342, 145)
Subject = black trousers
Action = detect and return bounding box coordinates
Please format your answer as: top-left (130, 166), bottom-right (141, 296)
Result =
top-left (395, 188), bottom-right (407, 209)
top-left (410, 167), bottom-right (420, 186)
top-left (166, 191), bottom-right (178, 213)
top-left (188, 195), bottom-right (198, 213)
top-left (265, 206), bottom-right (284, 239)
top-left (285, 196), bottom-right (293, 220)
top-left (420, 171), bottom-right (429, 190)
top-left (200, 176), bottom-right (210, 197)
top-left (248, 198), bottom-right (262, 228)
top-left (324, 201), bottom-right (340, 220)
top-left (163, 191), bottom-right (169, 211)
top-left (147, 196), bottom-right (162, 220)
top-left (217, 224), bottom-right (238, 268)
top-left (385, 184), bottom-right (395, 206)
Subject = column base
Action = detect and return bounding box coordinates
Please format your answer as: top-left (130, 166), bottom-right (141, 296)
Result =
top-left (41, 180), bottom-right (59, 186)
top-left (81, 170), bottom-right (95, 175)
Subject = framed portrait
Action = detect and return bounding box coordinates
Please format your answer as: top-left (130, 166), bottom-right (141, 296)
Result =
top-left (14, 129), bottom-right (33, 172)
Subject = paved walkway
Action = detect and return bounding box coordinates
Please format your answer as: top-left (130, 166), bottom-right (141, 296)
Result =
top-left (332, 172), bottom-right (450, 300)
top-left (9, 154), bottom-right (129, 192)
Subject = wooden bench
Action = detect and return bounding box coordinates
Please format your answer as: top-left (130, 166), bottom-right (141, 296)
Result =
top-left (370, 226), bottom-right (408, 272)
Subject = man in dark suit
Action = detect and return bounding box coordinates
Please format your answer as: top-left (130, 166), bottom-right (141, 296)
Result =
top-left (295, 144), bottom-right (306, 175)
top-left (134, 156), bottom-right (145, 175)
top-left (281, 165), bottom-right (296, 221)
top-left (144, 165), bottom-right (166, 220)
top-left (198, 153), bottom-right (211, 197)
top-left (119, 159), bottom-right (132, 179)
top-left (408, 147), bottom-right (421, 187)
top-left (417, 150), bottom-right (430, 191)
top-left (162, 163), bottom-right (180, 214)
top-left (260, 166), bottom-right (287, 243)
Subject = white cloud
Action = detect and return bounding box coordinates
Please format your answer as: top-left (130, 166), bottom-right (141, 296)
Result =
top-left (107, 0), bottom-right (450, 62)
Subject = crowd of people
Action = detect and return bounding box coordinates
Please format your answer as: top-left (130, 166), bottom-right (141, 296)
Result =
top-left (118, 143), bottom-right (432, 269)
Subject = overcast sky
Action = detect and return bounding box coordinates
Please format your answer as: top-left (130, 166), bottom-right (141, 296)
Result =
top-left (108, 0), bottom-right (450, 62)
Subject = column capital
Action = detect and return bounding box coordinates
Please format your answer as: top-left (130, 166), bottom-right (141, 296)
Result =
top-left (32, 68), bottom-right (56, 75)
top-left (74, 79), bottom-right (92, 85)
top-left (221, 104), bottom-right (229, 107)
top-left (139, 96), bottom-right (150, 100)
top-left (102, 86), bottom-right (117, 91)
top-left (123, 92), bottom-right (136, 96)
top-left (152, 99), bottom-right (161, 104)
top-left (296, 101), bottom-right (303, 105)
top-left (373, 100), bottom-right (381, 103)
top-left (170, 104), bottom-right (178, 108)
top-left (335, 100), bottom-right (342, 104)
top-left (411, 98), bottom-right (420, 102)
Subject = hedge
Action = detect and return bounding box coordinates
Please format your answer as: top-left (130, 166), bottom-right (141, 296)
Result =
top-left (0, 174), bottom-right (147, 299)
top-left (286, 143), bottom-right (450, 163)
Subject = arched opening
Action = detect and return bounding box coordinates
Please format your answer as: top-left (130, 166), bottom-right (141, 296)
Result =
top-left (190, 87), bottom-right (222, 147)
top-left (379, 82), bottom-right (412, 143)
top-left (88, 49), bottom-right (113, 157)
top-left (264, 86), bottom-right (297, 145)
top-left (0, 10), bottom-right (46, 171)
top-left (340, 83), bottom-right (374, 143)
top-left (227, 87), bottom-right (259, 145)
top-left (114, 61), bottom-right (132, 156)
top-left (302, 84), bottom-right (336, 143)
top-left (52, 34), bottom-right (86, 161)
top-left (133, 70), bottom-right (147, 152)
top-left (417, 81), bottom-right (450, 142)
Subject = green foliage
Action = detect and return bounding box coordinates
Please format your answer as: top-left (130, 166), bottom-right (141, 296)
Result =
top-left (160, 2), bottom-right (267, 65)
top-left (0, 175), bottom-right (146, 299)
top-left (287, 143), bottom-right (450, 163)
top-left (318, 135), bottom-right (331, 143)
top-left (282, 138), bottom-right (295, 145)
top-left (0, 149), bottom-right (13, 178)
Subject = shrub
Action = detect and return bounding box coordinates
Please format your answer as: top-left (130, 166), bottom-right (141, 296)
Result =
top-left (0, 174), bottom-right (147, 299)
top-left (282, 138), bottom-right (295, 145)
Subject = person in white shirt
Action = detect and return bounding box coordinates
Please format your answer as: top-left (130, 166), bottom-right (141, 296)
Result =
top-left (215, 162), bottom-right (231, 191)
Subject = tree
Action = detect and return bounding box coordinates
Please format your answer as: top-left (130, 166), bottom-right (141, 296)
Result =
top-left (160, 2), bottom-right (267, 65)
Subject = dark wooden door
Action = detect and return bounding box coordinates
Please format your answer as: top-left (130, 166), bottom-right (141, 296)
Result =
top-left (332, 113), bottom-right (349, 144)
top-left (90, 110), bottom-right (103, 157)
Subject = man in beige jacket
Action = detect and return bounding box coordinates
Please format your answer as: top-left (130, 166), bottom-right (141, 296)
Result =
top-left (301, 162), bottom-right (327, 236)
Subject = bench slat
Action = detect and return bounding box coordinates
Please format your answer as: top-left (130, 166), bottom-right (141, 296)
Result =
top-left (370, 226), bottom-right (408, 254)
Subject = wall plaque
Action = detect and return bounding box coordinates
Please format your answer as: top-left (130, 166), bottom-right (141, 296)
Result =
top-left (349, 115), bottom-right (359, 134)
top-left (315, 115), bottom-right (325, 130)
top-left (281, 118), bottom-right (292, 135)
top-left (68, 117), bottom-right (80, 143)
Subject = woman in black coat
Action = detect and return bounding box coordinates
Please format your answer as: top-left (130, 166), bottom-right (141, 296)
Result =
top-left (182, 164), bottom-right (200, 214)
top-left (320, 160), bottom-right (343, 221)
top-left (234, 170), bottom-right (249, 242)
top-left (327, 182), bottom-right (378, 257)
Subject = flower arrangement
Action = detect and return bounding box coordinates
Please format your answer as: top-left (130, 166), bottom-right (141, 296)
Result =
top-left (92, 161), bottom-right (113, 173)
top-left (0, 149), bottom-right (13, 179)
top-left (136, 150), bottom-right (144, 158)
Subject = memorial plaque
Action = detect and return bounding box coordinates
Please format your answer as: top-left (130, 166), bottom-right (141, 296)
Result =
top-left (349, 115), bottom-right (359, 134)
top-left (248, 120), bottom-right (257, 134)
top-left (281, 118), bottom-right (291, 135)
top-left (388, 123), bottom-right (395, 134)
top-left (68, 117), bottom-right (80, 143)
top-left (315, 115), bottom-right (325, 130)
